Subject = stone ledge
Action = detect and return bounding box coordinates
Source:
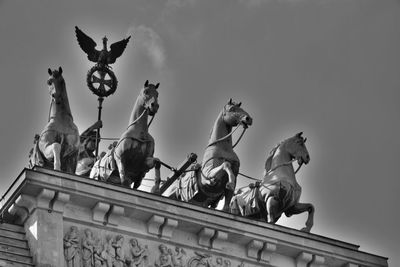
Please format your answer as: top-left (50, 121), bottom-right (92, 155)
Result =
top-left (0, 168), bottom-right (389, 267)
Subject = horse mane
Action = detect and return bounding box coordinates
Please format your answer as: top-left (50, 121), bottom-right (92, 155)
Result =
top-left (264, 143), bottom-right (280, 174)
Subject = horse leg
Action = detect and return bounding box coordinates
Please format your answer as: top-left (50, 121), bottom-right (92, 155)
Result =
top-left (222, 188), bottom-right (234, 212)
top-left (138, 156), bottom-right (160, 190)
top-left (89, 158), bottom-right (100, 179)
top-left (206, 161), bottom-right (236, 191)
top-left (115, 159), bottom-right (129, 187)
top-left (65, 151), bottom-right (78, 174)
top-left (43, 143), bottom-right (61, 171)
top-left (132, 181), bottom-right (141, 189)
top-left (285, 203), bottom-right (315, 232)
top-left (150, 161), bottom-right (161, 194)
top-left (266, 196), bottom-right (280, 224)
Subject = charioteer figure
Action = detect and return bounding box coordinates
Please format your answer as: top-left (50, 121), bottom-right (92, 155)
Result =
top-left (75, 120), bottom-right (103, 176)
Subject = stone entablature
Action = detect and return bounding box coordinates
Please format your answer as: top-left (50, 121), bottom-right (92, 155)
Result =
top-left (1, 167), bottom-right (388, 267)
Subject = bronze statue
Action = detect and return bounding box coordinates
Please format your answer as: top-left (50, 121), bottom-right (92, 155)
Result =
top-left (90, 80), bottom-right (160, 189)
top-left (75, 26), bottom-right (131, 97)
top-left (29, 67), bottom-right (80, 173)
top-left (166, 99), bottom-right (252, 211)
top-left (230, 132), bottom-right (314, 232)
top-left (75, 120), bottom-right (103, 176)
top-left (28, 134), bottom-right (40, 168)
top-left (75, 26), bottom-right (130, 67)
top-left (76, 26), bottom-right (131, 159)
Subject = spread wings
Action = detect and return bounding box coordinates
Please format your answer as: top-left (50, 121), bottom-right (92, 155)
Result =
top-left (75, 26), bottom-right (100, 63)
top-left (75, 26), bottom-right (131, 64)
top-left (107, 36), bottom-right (131, 64)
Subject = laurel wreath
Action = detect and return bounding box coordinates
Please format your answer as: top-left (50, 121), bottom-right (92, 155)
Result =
top-left (86, 65), bottom-right (118, 97)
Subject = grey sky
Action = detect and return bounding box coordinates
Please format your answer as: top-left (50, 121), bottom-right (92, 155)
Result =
top-left (0, 0), bottom-right (399, 265)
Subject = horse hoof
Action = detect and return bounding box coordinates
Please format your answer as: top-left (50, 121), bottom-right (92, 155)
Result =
top-left (300, 227), bottom-right (311, 232)
top-left (225, 182), bottom-right (235, 191)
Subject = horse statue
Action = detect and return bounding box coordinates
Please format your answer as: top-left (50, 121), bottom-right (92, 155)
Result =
top-left (29, 67), bottom-right (80, 173)
top-left (229, 132), bottom-right (314, 232)
top-left (165, 99), bottom-right (252, 211)
top-left (90, 80), bottom-right (160, 188)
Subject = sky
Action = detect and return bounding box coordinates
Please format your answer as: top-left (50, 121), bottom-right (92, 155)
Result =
top-left (0, 0), bottom-right (399, 265)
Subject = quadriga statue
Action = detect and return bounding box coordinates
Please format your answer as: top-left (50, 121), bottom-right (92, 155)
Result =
top-left (29, 67), bottom-right (80, 173)
top-left (230, 132), bottom-right (315, 232)
top-left (166, 99), bottom-right (252, 211)
top-left (90, 80), bottom-right (160, 189)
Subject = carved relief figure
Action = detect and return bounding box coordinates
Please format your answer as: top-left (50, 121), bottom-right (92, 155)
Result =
top-left (101, 235), bottom-right (116, 267)
top-left (223, 259), bottom-right (231, 267)
top-left (230, 132), bottom-right (314, 232)
top-left (29, 67), bottom-right (80, 173)
top-left (126, 238), bottom-right (148, 267)
top-left (215, 257), bottom-right (223, 267)
top-left (94, 242), bottom-right (106, 267)
top-left (187, 252), bottom-right (232, 267)
top-left (82, 228), bottom-right (96, 267)
top-left (155, 244), bottom-right (172, 267)
top-left (167, 99), bottom-right (252, 211)
top-left (113, 235), bottom-right (125, 267)
top-left (90, 80), bottom-right (160, 189)
top-left (169, 247), bottom-right (186, 267)
top-left (64, 226), bottom-right (81, 267)
top-left (188, 252), bottom-right (213, 267)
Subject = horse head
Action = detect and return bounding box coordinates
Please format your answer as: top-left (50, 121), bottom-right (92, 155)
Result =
top-left (283, 132), bottom-right (310, 166)
top-left (222, 98), bottom-right (253, 128)
top-left (141, 80), bottom-right (159, 116)
top-left (47, 67), bottom-right (65, 104)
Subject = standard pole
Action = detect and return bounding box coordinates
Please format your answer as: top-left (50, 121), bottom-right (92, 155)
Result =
top-left (95, 96), bottom-right (104, 158)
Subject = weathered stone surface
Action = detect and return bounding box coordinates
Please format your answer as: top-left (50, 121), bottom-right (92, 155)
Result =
top-left (0, 168), bottom-right (389, 267)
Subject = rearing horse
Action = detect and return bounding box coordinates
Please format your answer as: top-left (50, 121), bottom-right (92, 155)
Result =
top-left (90, 80), bottom-right (160, 188)
top-left (30, 67), bottom-right (79, 173)
top-left (230, 132), bottom-right (314, 232)
top-left (167, 99), bottom-right (252, 211)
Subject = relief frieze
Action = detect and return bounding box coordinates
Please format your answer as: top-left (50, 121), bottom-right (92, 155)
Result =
top-left (63, 225), bottom-right (260, 267)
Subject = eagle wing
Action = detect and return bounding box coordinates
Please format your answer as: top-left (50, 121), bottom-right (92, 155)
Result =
top-left (107, 36), bottom-right (131, 64)
top-left (75, 26), bottom-right (100, 63)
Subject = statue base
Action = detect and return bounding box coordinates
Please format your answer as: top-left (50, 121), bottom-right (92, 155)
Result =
top-left (0, 167), bottom-right (388, 267)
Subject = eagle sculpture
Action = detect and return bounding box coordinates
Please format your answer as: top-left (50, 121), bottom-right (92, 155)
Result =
top-left (75, 26), bottom-right (131, 66)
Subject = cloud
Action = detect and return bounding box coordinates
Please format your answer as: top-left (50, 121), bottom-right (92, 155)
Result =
top-left (127, 25), bottom-right (166, 70)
